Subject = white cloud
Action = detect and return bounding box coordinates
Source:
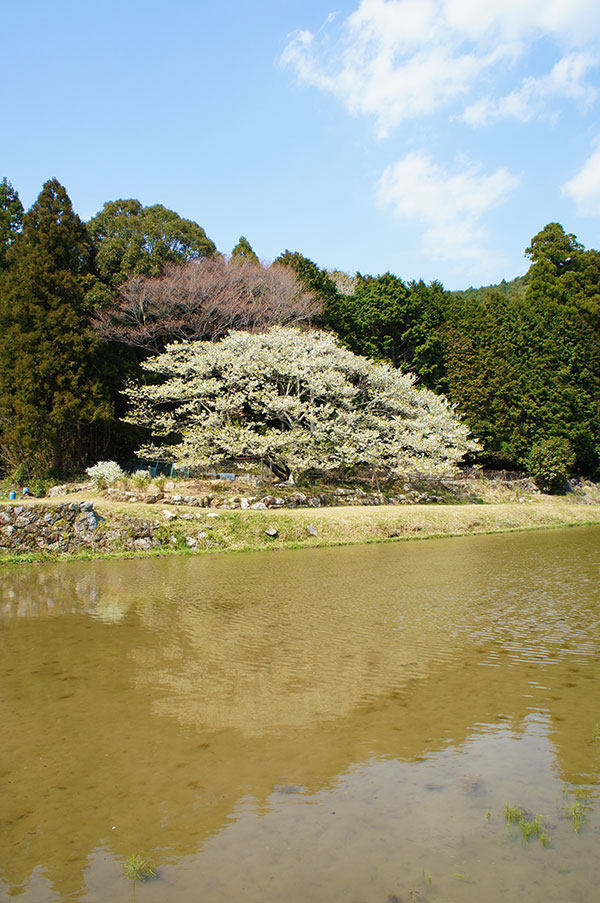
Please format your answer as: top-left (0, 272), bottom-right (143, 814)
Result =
top-left (281, 0), bottom-right (600, 135)
top-left (562, 144), bottom-right (600, 216)
top-left (442, 0), bottom-right (599, 46)
top-left (462, 51), bottom-right (597, 125)
top-left (377, 151), bottom-right (520, 262)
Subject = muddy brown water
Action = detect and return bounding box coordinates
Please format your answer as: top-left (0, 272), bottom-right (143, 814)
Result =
top-left (1, 527), bottom-right (600, 902)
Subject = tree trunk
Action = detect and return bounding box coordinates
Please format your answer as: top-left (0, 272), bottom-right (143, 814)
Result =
top-left (266, 458), bottom-right (290, 482)
top-left (52, 433), bottom-right (62, 474)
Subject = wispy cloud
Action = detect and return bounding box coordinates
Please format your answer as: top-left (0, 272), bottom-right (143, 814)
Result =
top-left (377, 151), bottom-right (521, 263)
top-left (462, 52), bottom-right (597, 125)
top-left (282, 0), bottom-right (600, 135)
top-left (562, 143), bottom-right (600, 216)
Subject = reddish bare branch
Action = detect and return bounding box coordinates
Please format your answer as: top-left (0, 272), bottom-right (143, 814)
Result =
top-left (92, 257), bottom-right (321, 351)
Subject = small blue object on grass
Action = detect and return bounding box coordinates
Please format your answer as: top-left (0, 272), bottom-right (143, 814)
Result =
top-left (9, 490), bottom-right (16, 500)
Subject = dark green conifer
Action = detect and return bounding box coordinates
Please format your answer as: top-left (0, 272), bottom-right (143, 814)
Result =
top-left (275, 250), bottom-right (339, 310)
top-left (0, 179), bottom-right (112, 475)
top-left (442, 224), bottom-right (600, 477)
top-left (0, 178), bottom-right (23, 270)
top-left (231, 235), bottom-right (259, 263)
top-left (325, 271), bottom-right (409, 367)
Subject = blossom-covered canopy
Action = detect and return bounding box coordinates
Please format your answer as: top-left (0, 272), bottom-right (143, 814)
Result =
top-left (124, 327), bottom-right (478, 480)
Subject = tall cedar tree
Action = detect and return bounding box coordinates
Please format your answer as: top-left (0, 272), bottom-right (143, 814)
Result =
top-left (324, 271), bottom-right (447, 388)
top-left (443, 224), bottom-right (600, 474)
top-left (231, 236), bottom-right (259, 263)
top-left (0, 179), bottom-right (112, 475)
top-left (0, 178), bottom-right (23, 271)
top-left (402, 279), bottom-right (448, 393)
top-left (326, 272), bottom-right (409, 366)
top-left (275, 250), bottom-right (339, 314)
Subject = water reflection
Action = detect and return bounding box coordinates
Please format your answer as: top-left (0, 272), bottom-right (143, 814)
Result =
top-left (1, 528), bottom-right (599, 901)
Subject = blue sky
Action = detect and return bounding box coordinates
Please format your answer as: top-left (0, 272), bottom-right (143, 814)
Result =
top-left (3, 0), bottom-right (600, 289)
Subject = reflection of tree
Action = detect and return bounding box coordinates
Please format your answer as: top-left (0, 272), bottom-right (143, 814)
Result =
top-left (1, 529), bottom-right (599, 899)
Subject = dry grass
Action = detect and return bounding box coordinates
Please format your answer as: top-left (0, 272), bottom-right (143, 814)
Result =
top-left (256, 499), bottom-right (600, 546)
top-left (86, 497), bottom-right (600, 556)
top-left (4, 482), bottom-right (600, 563)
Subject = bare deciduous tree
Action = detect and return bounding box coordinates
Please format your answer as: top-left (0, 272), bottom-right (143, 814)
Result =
top-left (92, 257), bottom-right (321, 351)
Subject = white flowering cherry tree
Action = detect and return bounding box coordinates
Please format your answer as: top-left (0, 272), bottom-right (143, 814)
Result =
top-left (124, 327), bottom-right (478, 481)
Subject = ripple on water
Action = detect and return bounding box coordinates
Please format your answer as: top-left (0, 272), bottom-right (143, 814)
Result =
top-left (0, 527), bottom-right (599, 902)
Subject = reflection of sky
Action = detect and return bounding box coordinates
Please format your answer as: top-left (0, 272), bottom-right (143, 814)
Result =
top-left (2, 720), bottom-right (597, 903)
top-left (6, 529), bottom-right (599, 732)
top-left (1, 529), bottom-right (600, 900)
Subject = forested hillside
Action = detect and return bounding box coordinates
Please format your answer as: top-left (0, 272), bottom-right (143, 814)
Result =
top-left (447, 275), bottom-right (529, 305)
top-left (1, 177), bottom-right (599, 488)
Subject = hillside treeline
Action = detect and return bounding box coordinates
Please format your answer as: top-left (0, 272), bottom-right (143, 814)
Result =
top-left (1, 177), bottom-right (599, 483)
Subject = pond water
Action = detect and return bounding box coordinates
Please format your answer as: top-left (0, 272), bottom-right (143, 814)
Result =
top-left (1, 527), bottom-right (600, 902)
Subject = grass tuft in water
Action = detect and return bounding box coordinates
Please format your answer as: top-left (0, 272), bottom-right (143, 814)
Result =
top-left (565, 800), bottom-right (587, 833)
top-left (504, 803), bottom-right (550, 846)
top-left (420, 867), bottom-right (432, 887)
top-left (504, 802), bottom-right (523, 823)
top-left (520, 815), bottom-right (542, 841)
top-left (593, 723), bottom-right (600, 742)
top-left (562, 785), bottom-right (591, 832)
top-left (123, 854), bottom-right (157, 882)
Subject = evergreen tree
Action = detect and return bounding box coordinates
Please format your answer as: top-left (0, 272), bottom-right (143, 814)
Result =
top-left (521, 228), bottom-right (600, 474)
top-left (403, 280), bottom-right (447, 393)
top-left (325, 272), bottom-right (410, 367)
top-left (231, 236), bottom-right (259, 263)
top-left (323, 271), bottom-right (447, 387)
top-left (0, 179), bottom-right (112, 475)
top-left (275, 250), bottom-right (339, 311)
top-left (442, 224), bottom-right (600, 476)
top-left (87, 199), bottom-right (216, 289)
top-left (0, 178), bottom-right (23, 270)
top-left (525, 222), bottom-right (583, 275)
top-left (443, 292), bottom-right (530, 468)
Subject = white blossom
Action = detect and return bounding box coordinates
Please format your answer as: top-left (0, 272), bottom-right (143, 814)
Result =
top-left (124, 327), bottom-right (478, 479)
top-left (85, 460), bottom-right (126, 489)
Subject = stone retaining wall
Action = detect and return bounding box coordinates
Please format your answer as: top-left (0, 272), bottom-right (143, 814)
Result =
top-left (0, 487), bottom-right (454, 557)
top-left (99, 485), bottom-right (451, 508)
top-left (0, 502), bottom-right (164, 556)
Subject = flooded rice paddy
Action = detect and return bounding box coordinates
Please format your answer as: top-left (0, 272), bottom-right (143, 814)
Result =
top-left (1, 526), bottom-right (600, 902)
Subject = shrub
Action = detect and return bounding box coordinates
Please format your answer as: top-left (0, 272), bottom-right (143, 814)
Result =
top-left (85, 460), bottom-right (126, 490)
top-left (525, 437), bottom-right (575, 493)
top-left (130, 469), bottom-right (151, 490)
top-left (28, 476), bottom-right (49, 497)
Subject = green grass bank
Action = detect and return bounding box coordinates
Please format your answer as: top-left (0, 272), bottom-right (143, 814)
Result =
top-left (2, 484), bottom-right (600, 566)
